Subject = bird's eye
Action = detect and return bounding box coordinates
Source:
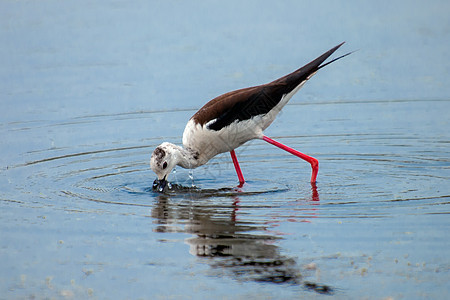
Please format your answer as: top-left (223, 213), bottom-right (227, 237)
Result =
top-left (162, 162), bottom-right (168, 169)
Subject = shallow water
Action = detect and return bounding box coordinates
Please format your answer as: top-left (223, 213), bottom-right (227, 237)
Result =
top-left (1, 1), bottom-right (450, 299)
top-left (2, 99), bottom-right (449, 299)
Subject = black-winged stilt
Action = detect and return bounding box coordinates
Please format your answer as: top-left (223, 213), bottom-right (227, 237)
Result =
top-left (151, 42), bottom-right (351, 192)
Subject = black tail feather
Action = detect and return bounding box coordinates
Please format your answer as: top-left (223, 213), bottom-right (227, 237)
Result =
top-left (318, 49), bottom-right (356, 70)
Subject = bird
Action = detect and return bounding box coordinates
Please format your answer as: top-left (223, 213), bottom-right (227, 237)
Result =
top-left (151, 42), bottom-right (351, 192)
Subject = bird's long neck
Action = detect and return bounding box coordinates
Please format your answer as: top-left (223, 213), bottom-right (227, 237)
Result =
top-left (172, 144), bottom-right (200, 169)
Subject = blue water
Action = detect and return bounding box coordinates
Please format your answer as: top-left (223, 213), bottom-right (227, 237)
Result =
top-left (1, 1), bottom-right (449, 299)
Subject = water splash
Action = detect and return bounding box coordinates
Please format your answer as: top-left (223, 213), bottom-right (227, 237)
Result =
top-left (189, 169), bottom-right (195, 187)
top-left (172, 167), bottom-right (178, 185)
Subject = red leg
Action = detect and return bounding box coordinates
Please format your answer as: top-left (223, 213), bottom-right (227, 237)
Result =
top-left (230, 150), bottom-right (245, 186)
top-left (262, 135), bottom-right (318, 183)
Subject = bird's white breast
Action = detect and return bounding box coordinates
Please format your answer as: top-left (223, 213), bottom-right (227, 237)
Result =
top-left (182, 118), bottom-right (264, 164)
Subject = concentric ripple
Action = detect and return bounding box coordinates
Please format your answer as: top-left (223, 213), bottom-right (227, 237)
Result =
top-left (2, 100), bottom-right (449, 215)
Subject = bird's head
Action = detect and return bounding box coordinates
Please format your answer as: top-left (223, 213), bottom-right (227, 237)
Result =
top-left (150, 142), bottom-right (178, 192)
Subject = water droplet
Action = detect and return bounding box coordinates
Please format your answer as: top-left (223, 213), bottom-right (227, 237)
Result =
top-left (172, 167), bottom-right (178, 185)
top-left (189, 170), bottom-right (195, 187)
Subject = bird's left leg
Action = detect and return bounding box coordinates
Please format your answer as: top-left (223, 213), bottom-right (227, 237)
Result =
top-left (262, 135), bottom-right (318, 183)
top-left (230, 150), bottom-right (245, 186)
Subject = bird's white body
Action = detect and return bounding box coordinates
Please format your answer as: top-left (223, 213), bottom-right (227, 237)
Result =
top-left (181, 78), bottom-right (310, 167)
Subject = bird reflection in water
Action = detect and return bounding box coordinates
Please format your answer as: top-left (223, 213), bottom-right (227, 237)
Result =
top-left (151, 183), bottom-right (332, 294)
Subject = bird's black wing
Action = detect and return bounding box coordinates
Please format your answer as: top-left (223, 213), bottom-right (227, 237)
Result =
top-left (193, 42), bottom-right (348, 131)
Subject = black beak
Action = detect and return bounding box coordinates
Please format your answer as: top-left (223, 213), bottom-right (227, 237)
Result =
top-left (153, 177), bottom-right (168, 193)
